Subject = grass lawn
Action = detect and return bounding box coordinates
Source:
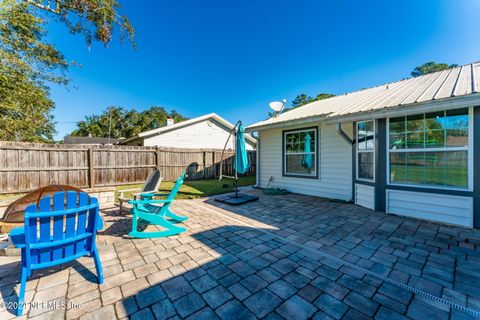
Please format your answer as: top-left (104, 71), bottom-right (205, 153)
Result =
top-left (116, 175), bottom-right (256, 202)
top-left (0, 193), bottom-right (23, 201)
top-left (390, 165), bottom-right (467, 188)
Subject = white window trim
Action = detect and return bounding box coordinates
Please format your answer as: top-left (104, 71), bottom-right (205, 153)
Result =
top-left (386, 107), bottom-right (473, 191)
top-left (356, 120), bottom-right (375, 182)
top-left (283, 128), bottom-right (317, 177)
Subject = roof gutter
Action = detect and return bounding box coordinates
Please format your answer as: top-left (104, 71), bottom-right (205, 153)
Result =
top-left (247, 93), bottom-right (480, 132)
top-left (325, 93), bottom-right (480, 124)
top-left (120, 135), bottom-right (141, 144)
top-left (246, 114), bottom-right (329, 132)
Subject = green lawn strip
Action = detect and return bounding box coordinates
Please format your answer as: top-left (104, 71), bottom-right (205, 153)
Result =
top-left (0, 193), bottom-right (24, 201)
top-left (115, 176), bottom-right (256, 202)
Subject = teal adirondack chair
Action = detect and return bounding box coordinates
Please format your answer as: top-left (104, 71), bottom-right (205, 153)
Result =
top-left (128, 171), bottom-right (188, 238)
top-left (9, 191), bottom-right (103, 316)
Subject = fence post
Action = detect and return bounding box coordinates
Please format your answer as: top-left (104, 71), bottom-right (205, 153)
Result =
top-left (203, 151), bottom-right (207, 179)
top-left (212, 151), bottom-right (216, 179)
top-left (156, 147), bottom-right (160, 171)
top-left (88, 148), bottom-right (95, 188)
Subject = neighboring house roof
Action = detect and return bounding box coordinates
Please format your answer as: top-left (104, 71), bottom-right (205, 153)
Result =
top-left (121, 113), bottom-right (257, 145)
top-left (248, 62), bottom-right (480, 131)
top-left (64, 135), bottom-right (123, 145)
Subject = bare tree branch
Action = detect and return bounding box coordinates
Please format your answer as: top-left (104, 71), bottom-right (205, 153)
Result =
top-left (25, 0), bottom-right (60, 14)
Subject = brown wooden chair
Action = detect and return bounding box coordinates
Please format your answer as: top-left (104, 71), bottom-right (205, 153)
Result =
top-left (118, 170), bottom-right (162, 212)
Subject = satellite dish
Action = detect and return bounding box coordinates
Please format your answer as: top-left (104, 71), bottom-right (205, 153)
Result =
top-left (269, 99), bottom-right (286, 116)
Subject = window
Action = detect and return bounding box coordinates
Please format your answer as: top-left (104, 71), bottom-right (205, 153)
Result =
top-left (357, 121), bottom-right (375, 181)
top-left (388, 108), bottom-right (470, 189)
top-left (283, 127), bottom-right (317, 177)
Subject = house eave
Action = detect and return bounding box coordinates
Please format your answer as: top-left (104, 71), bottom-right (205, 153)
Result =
top-left (325, 93), bottom-right (480, 124)
top-left (246, 115), bottom-right (329, 132)
top-left (246, 93), bottom-right (480, 132)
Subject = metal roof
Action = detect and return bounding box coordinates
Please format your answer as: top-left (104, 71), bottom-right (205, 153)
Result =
top-left (63, 135), bottom-right (123, 145)
top-left (121, 113), bottom-right (257, 144)
top-left (247, 62), bottom-right (480, 130)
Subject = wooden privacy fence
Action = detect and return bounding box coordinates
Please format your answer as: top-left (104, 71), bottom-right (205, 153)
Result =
top-left (0, 141), bottom-right (256, 194)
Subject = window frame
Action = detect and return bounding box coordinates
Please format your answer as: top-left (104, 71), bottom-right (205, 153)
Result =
top-left (282, 126), bottom-right (319, 179)
top-left (386, 107), bottom-right (473, 191)
top-left (356, 120), bottom-right (375, 182)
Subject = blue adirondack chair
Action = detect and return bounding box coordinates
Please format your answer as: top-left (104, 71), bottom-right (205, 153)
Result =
top-left (128, 171), bottom-right (188, 238)
top-left (9, 191), bottom-right (103, 316)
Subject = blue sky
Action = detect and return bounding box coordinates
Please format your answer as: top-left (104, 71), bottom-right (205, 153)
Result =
top-left (47, 0), bottom-right (480, 140)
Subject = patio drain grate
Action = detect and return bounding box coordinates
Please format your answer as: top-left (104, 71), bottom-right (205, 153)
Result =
top-left (193, 202), bottom-right (480, 318)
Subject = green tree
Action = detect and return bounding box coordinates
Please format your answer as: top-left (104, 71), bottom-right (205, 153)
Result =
top-left (0, 0), bottom-right (134, 142)
top-left (71, 106), bottom-right (189, 138)
top-left (270, 93), bottom-right (335, 117)
top-left (411, 62), bottom-right (457, 77)
top-left (291, 94), bottom-right (312, 109)
top-left (312, 93), bottom-right (336, 102)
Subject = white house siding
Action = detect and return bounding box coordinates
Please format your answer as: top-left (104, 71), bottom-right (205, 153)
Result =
top-left (258, 122), bottom-right (353, 201)
top-left (355, 184), bottom-right (375, 210)
top-left (143, 120), bottom-right (255, 150)
top-left (386, 189), bottom-right (473, 227)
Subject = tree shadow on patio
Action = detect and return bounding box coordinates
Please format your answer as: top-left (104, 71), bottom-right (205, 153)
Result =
top-left (117, 224), bottom-right (302, 320)
top-left (199, 189), bottom-right (480, 316)
top-left (0, 258), bottom-right (102, 316)
top-left (118, 221), bottom-right (480, 320)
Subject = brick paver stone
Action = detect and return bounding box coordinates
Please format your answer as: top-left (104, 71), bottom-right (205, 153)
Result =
top-left (407, 300), bottom-right (449, 320)
top-left (66, 299), bottom-right (102, 319)
top-left (375, 306), bottom-right (410, 320)
top-left (216, 300), bottom-right (256, 320)
top-left (276, 295), bottom-right (317, 320)
top-left (314, 294), bottom-right (348, 319)
top-left (67, 281), bottom-right (99, 299)
top-left (191, 274), bottom-right (218, 293)
top-left (344, 291), bottom-right (379, 317)
top-left (69, 289), bottom-right (100, 307)
top-left (377, 282), bottom-right (413, 305)
top-left (268, 280), bottom-right (297, 300)
top-left (135, 284), bottom-right (166, 309)
top-left (161, 276), bottom-right (194, 301)
top-left (283, 271), bottom-right (310, 289)
top-left (244, 288), bottom-right (282, 318)
top-left (173, 291), bottom-right (207, 318)
top-left (203, 285), bottom-right (233, 309)
top-left (342, 308), bottom-right (371, 320)
top-left (78, 305), bottom-right (115, 320)
top-left (101, 270), bottom-right (136, 292)
top-left (134, 263), bottom-right (158, 278)
top-left (228, 283), bottom-right (251, 301)
top-left (186, 307), bottom-right (219, 320)
top-left (121, 277), bottom-right (150, 298)
top-left (240, 274), bottom-right (269, 293)
top-left (372, 293), bottom-right (407, 314)
top-left (151, 299), bottom-right (176, 319)
top-left (257, 267), bottom-right (283, 283)
top-left (130, 307), bottom-right (155, 320)
top-left (337, 275), bottom-right (376, 298)
top-left (36, 270), bottom-right (69, 291)
top-left (101, 287), bottom-right (122, 306)
top-left (311, 276), bottom-right (349, 300)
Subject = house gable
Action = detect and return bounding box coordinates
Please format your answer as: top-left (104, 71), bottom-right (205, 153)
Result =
top-left (143, 118), bottom-right (255, 150)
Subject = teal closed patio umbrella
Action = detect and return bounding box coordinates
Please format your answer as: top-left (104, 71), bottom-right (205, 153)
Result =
top-left (302, 133), bottom-right (312, 171)
top-left (233, 123), bottom-right (250, 174)
top-left (216, 121), bottom-right (258, 205)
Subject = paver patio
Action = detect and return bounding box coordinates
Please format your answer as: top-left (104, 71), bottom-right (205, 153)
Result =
top-left (0, 188), bottom-right (479, 319)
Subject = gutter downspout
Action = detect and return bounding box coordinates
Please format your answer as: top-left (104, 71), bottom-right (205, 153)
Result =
top-left (255, 132), bottom-right (260, 188)
top-left (336, 123), bottom-right (354, 203)
top-left (336, 123), bottom-right (353, 145)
